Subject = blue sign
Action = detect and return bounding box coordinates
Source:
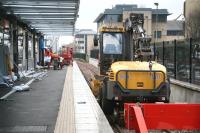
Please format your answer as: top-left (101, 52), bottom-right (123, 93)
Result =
top-left (39, 37), bottom-right (45, 50)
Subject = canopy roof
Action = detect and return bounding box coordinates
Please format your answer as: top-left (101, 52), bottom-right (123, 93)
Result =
top-left (0, 0), bottom-right (80, 36)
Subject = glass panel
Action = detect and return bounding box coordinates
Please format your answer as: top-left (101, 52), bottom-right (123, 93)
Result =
top-left (104, 15), bottom-right (122, 22)
top-left (0, 32), bottom-right (3, 45)
top-left (176, 40), bottom-right (190, 82)
top-left (154, 31), bottom-right (162, 38)
top-left (90, 49), bottom-right (99, 59)
top-left (167, 30), bottom-right (184, 36)
top-left (18, 35), bottom-right (23, 67)
top-left (153, 39), bottom-right (200, 85)
top-left (155, 42), bottom-right (163, 64)
top-left (163, 41), bottom-right (174, 78)
top-left (192, 39), bottom-right (200, 85)
top-left (103, 33), bottom-right (122, 54)
top-left (4, 34), bottom-right (11, 47)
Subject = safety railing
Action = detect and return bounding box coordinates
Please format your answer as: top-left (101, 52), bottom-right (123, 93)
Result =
top-left (152, 38), bottom-right (200, 85)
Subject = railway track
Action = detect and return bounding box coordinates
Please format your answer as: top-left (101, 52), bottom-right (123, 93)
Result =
top-left (76, 60), bottom-right (98, 82)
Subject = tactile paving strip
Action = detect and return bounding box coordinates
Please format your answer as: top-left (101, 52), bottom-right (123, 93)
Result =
top-left (54, 66), bottom-right (75, 133)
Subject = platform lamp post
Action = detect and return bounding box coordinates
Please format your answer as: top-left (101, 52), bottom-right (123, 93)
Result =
top-left (154, 2), bottom-right (159, 42)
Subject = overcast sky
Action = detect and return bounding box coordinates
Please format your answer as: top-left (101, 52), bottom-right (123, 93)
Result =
top-left (59, 0), bottom-right (185, 45)
top-left (76, 0), bottom-right (185, 31)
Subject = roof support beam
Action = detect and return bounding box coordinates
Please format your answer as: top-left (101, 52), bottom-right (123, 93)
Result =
top-left (1, 0), bottom-right (78, 4)
top-left (3, 5), bottom-right (76, 9)
top-left (21, 18), bottom-right (75, 20)
top-left (13, 12), bottom-right (75, 15)
top-left (0, 0), bottom-right (80, 35)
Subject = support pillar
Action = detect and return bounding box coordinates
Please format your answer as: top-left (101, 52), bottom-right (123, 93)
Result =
top-left (39, 36), bottom-right (44, 66)
top-left (153, 42), bottom-right (156, 61)
top-left (9, 23), bottom-right (14, 73)
top-left (189, 38), bottom-right (193, 83)
top-left (174, 39), bottom-right (177, 79)
top-left (13, 24), bottom-right (18, 74)
top-left (25, 31), bottom-right (28, 70)
top-left (162, 41), bottom-right (165, 65)
top-left (33, 33), bottom-right (36, 69)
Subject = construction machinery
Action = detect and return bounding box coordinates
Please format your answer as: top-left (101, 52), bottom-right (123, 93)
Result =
top-left (91, 13), bottom-right (170, 117)
top-left (124, 103), bottom-right (200, 132)
top-left (60, 46), bottom-right (73, 66)
top-left (44, 48), bottom-right (61, 70)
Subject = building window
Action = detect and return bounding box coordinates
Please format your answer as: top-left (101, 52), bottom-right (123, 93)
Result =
top-left (75, 34), bottom-right (84, 38)
top-left (154, 31), bottom-right (162, 38)
top-left (167, 30), bottom-right (183, 36)
top-left (152, 15), bottom-right (167, 23)
top-left (104, 14), bottom-right (122, 23)
top-left (78, 41), bottom-right (84, 44)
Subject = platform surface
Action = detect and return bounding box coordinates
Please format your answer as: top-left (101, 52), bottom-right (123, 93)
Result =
top-left (0, 62), bottom-right (113, 133)
top-left (54, 62), bottom-right (113, 133)
top-left (0, 68), bottom-right (67, 133)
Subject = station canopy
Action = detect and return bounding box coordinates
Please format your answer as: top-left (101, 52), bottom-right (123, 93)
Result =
top-left (0, 0), bottom-right (80, 36)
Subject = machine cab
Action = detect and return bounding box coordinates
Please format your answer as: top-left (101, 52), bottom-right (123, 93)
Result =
top-left (97, 26), bottom-right (125, 75)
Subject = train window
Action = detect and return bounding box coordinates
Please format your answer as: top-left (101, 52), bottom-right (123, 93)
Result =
top-left (103, 33), bottom-right (122, 54)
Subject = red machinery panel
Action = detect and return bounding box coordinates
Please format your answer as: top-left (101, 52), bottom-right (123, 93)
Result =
top-left (61, 47), bottom-right (73, 65)
top-left (124, 103), bottom-right (200, 132)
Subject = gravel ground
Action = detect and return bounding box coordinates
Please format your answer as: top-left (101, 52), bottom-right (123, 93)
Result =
top-left (76, 60), bottom-right (98, 84)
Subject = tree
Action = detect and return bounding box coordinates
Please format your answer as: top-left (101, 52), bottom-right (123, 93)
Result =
top-left (185, 12), bottom-right (200, 39)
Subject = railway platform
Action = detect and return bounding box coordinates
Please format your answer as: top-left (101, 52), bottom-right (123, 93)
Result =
top-left (54, 62), bottom-right (113, 133)
top-left (0, 62), bottom-right (113, 133)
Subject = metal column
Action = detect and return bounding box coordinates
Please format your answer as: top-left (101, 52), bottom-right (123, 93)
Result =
top-left (174, 39), bottom-right (177, 79)
top-left (153, 42), bottom-right (156, 61)
top-left (25, 31), bottom-right (28, 70)
top-left (13, 24), bottom-right (18, 74)
top-left (33, 33), bottom-right (36, 69)
top-left (162, 41), bottom-right (165, 65)
top-left (189, 38), bottom-right (193, 83)
top-left (39, 36), bottom-right (44, 66)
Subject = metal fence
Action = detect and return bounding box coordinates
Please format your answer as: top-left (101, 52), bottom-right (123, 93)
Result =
top-left (90, 49), bottom-right (99, 59)
top-left (152, 39), bottom-right (200, 85)
top-left (74, 53), bottom-right (86, 60)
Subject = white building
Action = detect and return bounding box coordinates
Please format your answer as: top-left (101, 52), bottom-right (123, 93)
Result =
top-left (74, 29), bottom-right (96, 59)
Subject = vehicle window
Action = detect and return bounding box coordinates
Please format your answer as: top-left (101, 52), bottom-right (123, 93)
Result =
top-left (103, 33), bottom-right (122, 54)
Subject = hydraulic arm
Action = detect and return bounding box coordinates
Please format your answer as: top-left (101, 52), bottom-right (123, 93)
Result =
top-left (125, 13), bottom-right (153, 61)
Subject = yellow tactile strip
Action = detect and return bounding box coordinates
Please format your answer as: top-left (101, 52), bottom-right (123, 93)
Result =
top-left (54, 66), bottom-right (75, 133)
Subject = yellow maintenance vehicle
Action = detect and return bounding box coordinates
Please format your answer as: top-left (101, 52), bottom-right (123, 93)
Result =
top-left (91, 13), bottom-right (170, 116)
